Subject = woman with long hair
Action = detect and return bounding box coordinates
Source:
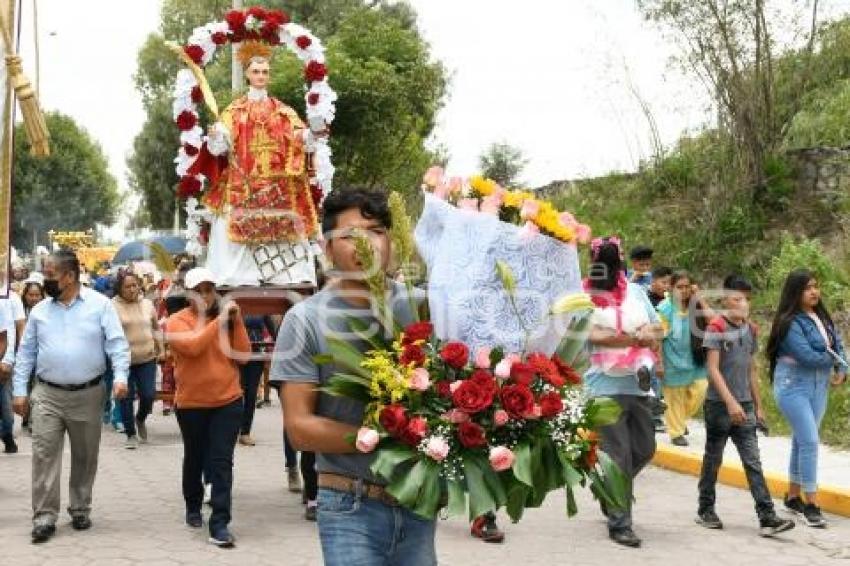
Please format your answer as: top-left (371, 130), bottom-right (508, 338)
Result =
top-left (656, 271), bottom-right (712, 446)
top-left (766, 269), bottom-right (847, 528)
top-left (19, 281), bottom-right (44, 433)
top-left (584, 236), bottom-right (662, 548)
top-left (112, 271), bottom-right (164, 449)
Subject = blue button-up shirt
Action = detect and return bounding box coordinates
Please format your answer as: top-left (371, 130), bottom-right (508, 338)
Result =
top-left (12, 287), bottom-right (130, 397)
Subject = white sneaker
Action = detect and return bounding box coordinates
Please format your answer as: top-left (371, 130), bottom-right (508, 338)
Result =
top-left (125, 436), bottom-right (139, 450)
top-left (136, 418), bottom-right (148, 443)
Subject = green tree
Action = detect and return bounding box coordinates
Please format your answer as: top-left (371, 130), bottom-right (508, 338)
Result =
top-left (478, 142), bottom-right (527, 188)
top-left (12, 112), bottom-right (120, 250)
top-left (128, 0), bottom-right (446, 226)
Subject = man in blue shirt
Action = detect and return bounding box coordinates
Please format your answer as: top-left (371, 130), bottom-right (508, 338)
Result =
top-left (12, 250), bottom-right (130, 544)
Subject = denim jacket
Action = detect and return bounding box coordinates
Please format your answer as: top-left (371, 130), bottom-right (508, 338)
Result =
top-left (776, 312), bottom-right (848, 372)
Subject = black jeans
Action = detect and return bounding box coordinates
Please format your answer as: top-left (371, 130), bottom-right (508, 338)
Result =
top-left (698, 400), bottom-right (774, 519)
top-left (597, 395), bottom-right (657, 531)
top-left (176, 399), bottom-right (242, 533)
top-left (239, 361), bottom-right (264, 435)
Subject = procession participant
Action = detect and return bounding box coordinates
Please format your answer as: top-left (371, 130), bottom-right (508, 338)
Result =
top-left (165, 267), bottom-right (251, 548)
top-left (19, 281), bottom-right (45, 433)
top-left (12, 250), bottom-right (130, 544)
top-left (112, 271), bottom-right (164, 449)
top-left (272, 189), bottom-right (435, 565)
top-left (584, 236), bottom-right (661, 548)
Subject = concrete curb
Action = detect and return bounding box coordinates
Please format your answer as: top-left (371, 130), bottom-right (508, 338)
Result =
top-left (652, 443), bottom-right (850, 518)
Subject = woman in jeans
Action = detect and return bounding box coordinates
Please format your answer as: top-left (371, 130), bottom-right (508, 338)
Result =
top-left (112, 272), bottom-right (164, 449)
top-left (766, 269), bottom-right (848, 528)
top-left (20, 281), bottom-right (44, 433)
top-left (165, 267), bottom-right (250, 548)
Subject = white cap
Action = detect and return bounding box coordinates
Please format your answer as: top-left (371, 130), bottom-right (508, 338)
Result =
top-left (25, 273), bottom-right (44, 285)
top-left (184, 267), bottom-right (217, 290)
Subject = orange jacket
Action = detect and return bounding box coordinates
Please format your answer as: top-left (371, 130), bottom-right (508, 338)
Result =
top-left (165, 307), bottom-right (251, 409)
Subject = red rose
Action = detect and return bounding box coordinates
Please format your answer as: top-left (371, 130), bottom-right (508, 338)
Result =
top-left (510, 362), bottom-right (537, 386)
top-left (457, 421), bottom-right (487, 448)
top-left (451, 379), bottom-right (492, 414)
top-left (403, 322), bottom-right (433, 345)
top-left (261, 22), bottom-right (280, 43)
top-left (435, 380), bottom-right (452, 398)
top-left (307, 92), bottom-right (320, 106)
top-left (265, 9), bottom-right (289, 25)
top-left (183, 143), bottom-right (199, 157)
top-left (440, 342), bottom-right (469, 369)
top-left (246, 6), bottom-right (267, 20)
top-left (310, 184), bottom-right (323, 206)
top-left (211, 31), bottom-right (228, 45)
top-left (177, 176), bottom-right (202, 199)
top-left (225, 10), bottom-right (246, 31)
top-left (190, 85), bottom-right (203, 104)
top-left (469, 369), bottom-right (497, 397)
top-left (296, 35), bottom-right (312, 49)
top-left (528, 352), bottom-right (564, 388)
top-left (379, 404), bottom-right (408, 436)
top-left (175, 110), bottom-right (197, 131)
top-left (229, 29), bottom-right (246, 43)
top-left (199, 222), bottom-right (210, 245)
top-left (539, 391), bottom-right (564, 418)
top-left (399, 344), bottom-right (426, 367)
top-left (500, 384), bottom-right (535, 419)
top-left (183, 44), bottom-right (205, 65)
top-left (551, 355), bottom-right (582, 386)
top-left (400, 416), bottom-right (429, 446)
top-left (304, 60), bottom-right (328, 82)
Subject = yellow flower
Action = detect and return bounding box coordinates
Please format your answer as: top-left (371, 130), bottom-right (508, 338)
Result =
top-left (470, 175), bottom-right (495, 197)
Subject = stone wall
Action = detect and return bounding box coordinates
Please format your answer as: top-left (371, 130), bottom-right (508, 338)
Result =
top-left (786, 146), bottom-right (850, 208)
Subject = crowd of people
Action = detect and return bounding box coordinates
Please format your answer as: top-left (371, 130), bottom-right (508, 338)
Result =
top-left (0, 189), bottom-right (846, 564)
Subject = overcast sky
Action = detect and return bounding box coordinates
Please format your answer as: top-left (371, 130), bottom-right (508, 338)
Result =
top-left (12, 0), bottom-right (850, 229)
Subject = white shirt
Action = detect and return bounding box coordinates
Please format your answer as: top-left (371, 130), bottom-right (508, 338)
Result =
top-left (0, 294), bottom-right (22, 365)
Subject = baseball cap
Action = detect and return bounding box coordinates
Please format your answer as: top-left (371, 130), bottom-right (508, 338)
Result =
top-left (184, 267), bottom-right (217, 290)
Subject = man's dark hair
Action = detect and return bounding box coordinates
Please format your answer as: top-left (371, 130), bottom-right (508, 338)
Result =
top-left (50, 249), bottom-right (81, 281)
top-left (629, 245), bottom-right (653, 261)
top-left (321, 188), bottom-right (392, 236)
top-left (723, 273), bottom-right (753, 292)
top-left (651, 266), bottom-right (673, 279)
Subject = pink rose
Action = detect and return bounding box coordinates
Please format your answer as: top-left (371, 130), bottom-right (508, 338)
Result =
top-left (355, 427), bottom-right (379, 453)
top-left (445, 409), bottom-right (470, 423)
top-left (523, 404), bottom-right (543, 420)
top-left (474, 347), bottom-right (492, 369)
top-left (480, 195), bottom-right (501, 215)
top-left (409, 368), bottom-right (430, 391)
top-left (494, 354), bottom-right (519, 379)
top-left (458, 198), bottom-right (479, 211)
top-left (493, 409), bottom-right (510, 427)
top-left (575, 224), bottom-right (592, 245)
top-left (520, 200), bottom-right (540, 220)
top-left (449, 381), bottom-right (463, 393)
top-left (518, 221), bottom-right (540, 240)
top-left (424, 436), bottom-right (450, 461)
top-left (489, 446), bottom-right (515, 472)
top-left (422, 166), bottom-right (444, 188)
top-left (559, 211), bottom-right (576, 226)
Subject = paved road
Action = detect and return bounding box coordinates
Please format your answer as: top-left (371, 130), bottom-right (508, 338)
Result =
top-left (1, 402), bottom-right (849, 565)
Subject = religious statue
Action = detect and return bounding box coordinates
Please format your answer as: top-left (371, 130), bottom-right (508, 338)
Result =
top-left (201, 41), bottom-right (322, 287)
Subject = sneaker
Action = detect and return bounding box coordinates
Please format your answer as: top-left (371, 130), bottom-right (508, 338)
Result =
top-left (2, 434), bottom-right (18, 453)
top-left (783, 495), bottom-right (805, 516)
top-left (696, 509), bottom-right (723, 529)
top-left (287, 466), bottom-right (302, 493)
top-left (304, 504), bottom-right (318, 522)
top-left (802, 503), bottom-right (827, 528)
top-left (470, 513), bottom-right (505, 543)
top-left (112, 423), bottom-right (125, 434)
top-left (136, 418), bottom-right (148, 443)
top-left (759, 514), bottom-right (795, 537)
top-left (238, 434), bottom-right (256, 446)
top-left (204, 483), bottom-right (212, 506)
top-left (653, 419), bottom-right (666, 433)
top-left (125, 436), bottom-right (139, 450)
top-left (31, 524), bottom-right (56, 544)
top-left (637, 367), bottom-right (652, 392)
top-left (671, 436), bottom-right (689, 447)
top-left (609, 527), bottom-right (641, 548)
top-left (209, 527), bottom-right (235, 548)
top-left (71, 516), bottom-right (92, 531)
top-left (186, 511), bottom-right (203, 529)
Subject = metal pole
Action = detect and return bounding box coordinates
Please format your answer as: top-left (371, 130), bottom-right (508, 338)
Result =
top-left (231, 0), bottom-right (243, 93)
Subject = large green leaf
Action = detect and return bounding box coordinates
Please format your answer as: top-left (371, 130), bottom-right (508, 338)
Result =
top-left (446, 479), bottom-right (467, 518)
top-left (326, 336), bottom-right (370, 378)
top-left (320, 378), bottom-right (372, 402)
top-left (511, 442), bottom-right (534, 488)
top-left (587, 397), bottom-right (622, 428)
top-left (589, 450), bottom-right (630, 512)
top-left (505, 481), bottom-right (530, 523)
top-left (565, 485), bottom-right (578, 517)
top-left (463, 456), bottom-right (498, 520)
top-left (370, 445), bottom-right (417, 481)
top-left (412, 460), bottom-right (442, 519)
top-left (555, 311), bottom-right (592, 367)
top-left (386, 458), bottom-right (429, 508)
top-left (557, 451), bottom-right (583, 488)
top-left (345, 315), bottom-right (390, 351)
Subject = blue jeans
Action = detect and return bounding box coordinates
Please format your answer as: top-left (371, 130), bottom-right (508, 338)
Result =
top-left (101, 364), bottom-right (123, 427)
top-left (0, 378), bottom-right (13, 437)
top-left (317, 488), bottom-right (436, 566)
top-left (121, 361), bottom-right (157, 437)
top-left (773, 361), bottom-right (830, 493)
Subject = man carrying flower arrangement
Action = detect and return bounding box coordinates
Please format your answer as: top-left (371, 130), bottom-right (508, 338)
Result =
top-left (270, 189), bottom-right (435, 566)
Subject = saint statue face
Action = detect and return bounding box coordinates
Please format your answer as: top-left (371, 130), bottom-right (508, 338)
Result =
top-left (246, 59), bottom-right (271, 90)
